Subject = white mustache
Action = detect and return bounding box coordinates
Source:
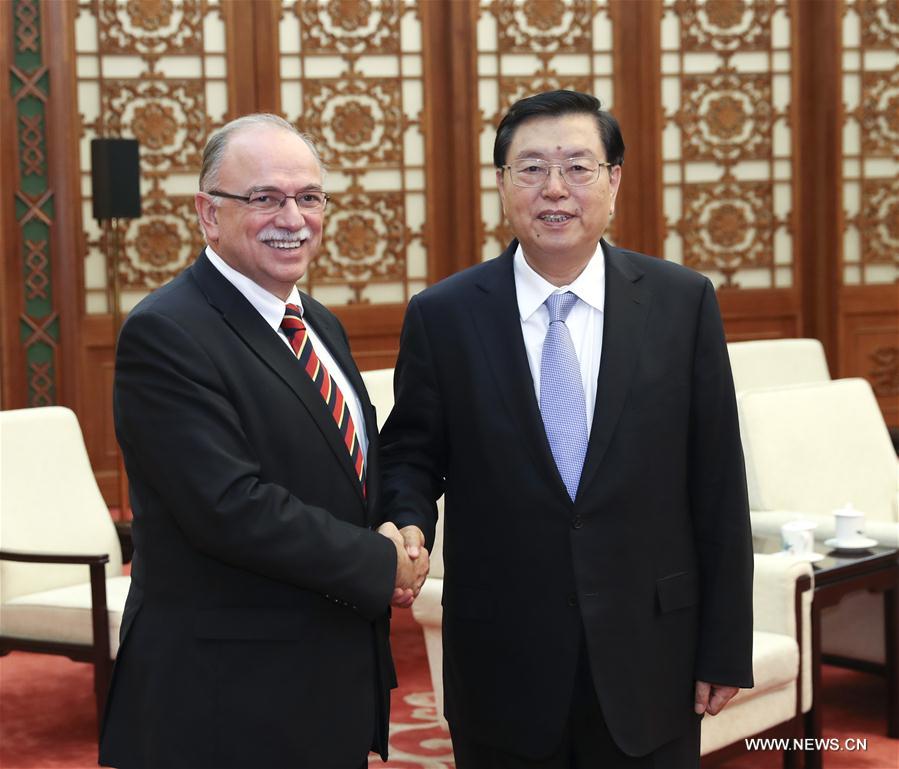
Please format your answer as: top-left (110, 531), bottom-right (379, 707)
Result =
top-left (257, 225), bottom-right (312, 242)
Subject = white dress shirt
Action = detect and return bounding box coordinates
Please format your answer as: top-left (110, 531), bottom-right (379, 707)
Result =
top-left (513, 242), bottom-right (605, 435)
top-left (205, 246), bottom-right (368, 458)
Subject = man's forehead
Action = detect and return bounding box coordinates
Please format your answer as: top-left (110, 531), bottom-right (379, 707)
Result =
top-left (508, 114), bottom-right (603, 154)
top-left (220, 126), bottom-right (320, 180)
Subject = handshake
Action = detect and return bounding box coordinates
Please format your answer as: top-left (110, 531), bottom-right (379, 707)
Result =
top-left (377, 522), bottom-right (429, 609)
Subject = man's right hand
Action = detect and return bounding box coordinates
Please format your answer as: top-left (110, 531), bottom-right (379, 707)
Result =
top-left (377, 522), bottom-right (429, 608)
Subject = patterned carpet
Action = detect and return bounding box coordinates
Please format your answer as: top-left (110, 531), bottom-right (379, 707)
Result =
top-left (1, 609), bottom-right (896, 768)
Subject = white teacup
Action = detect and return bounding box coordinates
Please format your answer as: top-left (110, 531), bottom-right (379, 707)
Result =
top-left (781, 519), bottom-right (817, 557)
top-left (834, 504), bottom-right (865, 544)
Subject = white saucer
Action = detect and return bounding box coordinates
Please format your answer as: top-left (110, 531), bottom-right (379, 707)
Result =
top-left (824, 536), bottom-right (878, 552)
top-left (775, 550), bottom-right (825, 563)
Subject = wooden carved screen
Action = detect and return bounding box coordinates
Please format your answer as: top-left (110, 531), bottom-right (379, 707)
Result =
top-left (4, 0), bottom-right (899, 507)
top-left (75, 0), bottom-right (228, 315)
top-left (839, 0), bottom-right (899, 425)
top-left (660, 0), bottom-right (798, 338)
top-left (277, 0), bottom-right (429, 308)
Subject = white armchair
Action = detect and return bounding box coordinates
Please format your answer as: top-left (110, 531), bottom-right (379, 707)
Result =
top-left (0, 406), bottom-right (131, 723)
top-left (700, 554), bottom-right (813, 760)
top-left (737, 378), bottom-right (899, 668)
top-left (738, 378), bottom-right (899, 547)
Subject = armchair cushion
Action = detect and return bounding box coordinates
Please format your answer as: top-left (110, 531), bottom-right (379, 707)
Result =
top-left (1, 575), bottom-right (131, 656)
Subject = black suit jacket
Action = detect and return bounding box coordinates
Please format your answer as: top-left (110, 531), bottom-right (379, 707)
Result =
top-left (99, 252), bottom-right (397, 769)
top-left (381, 240), bottom-right (754, 759)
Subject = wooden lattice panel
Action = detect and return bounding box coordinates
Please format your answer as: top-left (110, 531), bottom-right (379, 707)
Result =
top-left (661, 0), bottom-right (793, 289)
top-left (74, 0), bottom-right (228, 314)
top-left (841, 0), bottom-right (899, 286)
top-left (279, 0), bottom-right (428, 306)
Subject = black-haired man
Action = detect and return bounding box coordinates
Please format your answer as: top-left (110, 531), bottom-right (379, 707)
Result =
top-left (381, 90), bottom-right (753, 768)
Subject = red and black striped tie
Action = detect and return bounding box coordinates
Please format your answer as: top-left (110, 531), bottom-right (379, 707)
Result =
top-left (281, 303), bottom-right (365, 493)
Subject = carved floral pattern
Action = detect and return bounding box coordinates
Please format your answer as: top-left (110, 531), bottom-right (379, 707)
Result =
top-left (491, 0), bottom-right (596, 53)
top-left (860, 0), bottom-right (899, 49)
top-left (118, 195), bottom-right (204, 289)
top-left (126, 0), bottom-right (174, 32)
top-left (675, 0), bottom-right (773, 55)
top-left (860, 179), bottom-right (899, 270)
top-left (101, 79), bottom-right (206, 172)
top-left (297, 0), bottom-right (402, 54)
top-left (677, 181), bottom-right (776, 285)
top-left (302, 79), bottom-right (405, 165)
top-left (677, 69), bottom-right (773, 162)
top-left (317, 192), bottom-right (407, 283)
top-left (130, 102), bottom-right (179, 150)
top-left (523, 0), bottom-right (566, 31)
top-left (331, 101), bottom-right (376, 147)
top-left (860, 68), bottom-right (899, 155)
top-left (98, 0), bottom-right (203, 56)
top-left (326, 0), bottom-right (373, 32)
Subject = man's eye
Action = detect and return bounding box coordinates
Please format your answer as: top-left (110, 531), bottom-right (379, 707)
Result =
top-left (251, 194), bottom-right (272, 204)
top-left (300, 193), bottom-right (321, 203)
top-left (521, 165), bottom-right (544, 174)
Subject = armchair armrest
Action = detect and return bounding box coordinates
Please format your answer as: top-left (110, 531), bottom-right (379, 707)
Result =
top-left (752, 553), bottom-right (812, 637)
top-left (0, 549), bottom-right (112, 663)
top-left (752, 553), bottom-right (814, 713)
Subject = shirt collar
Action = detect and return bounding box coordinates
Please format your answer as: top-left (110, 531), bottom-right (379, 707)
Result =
top-left (205, 245), bottom-right (304, 332)
top-left (513, 241), bottom-right (606, 322)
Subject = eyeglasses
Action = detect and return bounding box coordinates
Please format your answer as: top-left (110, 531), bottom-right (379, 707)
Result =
top-left (502, 158), bottom-right (612, 188)
top-left (206, 188), bottom-right (330, 213)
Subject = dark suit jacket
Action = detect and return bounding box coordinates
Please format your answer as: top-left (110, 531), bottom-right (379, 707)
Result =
top-left (99, 252), bottom-right (397, 769)
top-left (380, 240), bottom-right (754, 759)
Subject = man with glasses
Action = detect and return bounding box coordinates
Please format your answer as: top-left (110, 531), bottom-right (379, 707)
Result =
top-left (380, 90), bottom-right (753, 768)
top-left (100, 114), bottom-right (427, 769)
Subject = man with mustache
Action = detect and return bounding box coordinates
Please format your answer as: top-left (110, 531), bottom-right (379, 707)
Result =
top-left (380, 90), bottom-right (753, 768)
top-left (99, 114), bottom-right (427, 769)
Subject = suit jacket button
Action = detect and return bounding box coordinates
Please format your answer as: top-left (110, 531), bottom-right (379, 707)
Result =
top-left (567, 594), bottom-right (578, 607)
top-left (572, 515), bottom-right (583, 529)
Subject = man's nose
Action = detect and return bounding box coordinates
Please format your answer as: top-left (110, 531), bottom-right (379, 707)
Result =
top-left (275, 196), bottom-right (306, 227)
top-left (542, 166), bottom-right (568, 197)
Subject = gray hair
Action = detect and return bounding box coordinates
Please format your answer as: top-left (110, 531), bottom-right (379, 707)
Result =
top-left (198, 114), bottom-right (325, 192)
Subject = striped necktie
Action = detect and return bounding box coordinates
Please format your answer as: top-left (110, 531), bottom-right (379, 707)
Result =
top-left (281, 303), bottom-right (365, 492)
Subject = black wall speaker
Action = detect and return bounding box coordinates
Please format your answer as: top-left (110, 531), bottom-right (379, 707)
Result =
top-left (91, 138), bottom-right (141, 220)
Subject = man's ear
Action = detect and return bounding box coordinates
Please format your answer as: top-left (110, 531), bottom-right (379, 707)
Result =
top-left (195, 193), bottom-right (220, 243)
top-left (496, 168), bottom-right (507, 215)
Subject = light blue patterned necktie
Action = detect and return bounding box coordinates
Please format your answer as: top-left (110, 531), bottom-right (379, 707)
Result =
top-left (539, 291), bottom-right (588, 501)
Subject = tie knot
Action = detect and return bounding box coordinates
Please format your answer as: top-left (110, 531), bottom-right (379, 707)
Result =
top-left (281, 303), bottom-right (305, 339)
top-left (545, 291), bottom-right (579, 323)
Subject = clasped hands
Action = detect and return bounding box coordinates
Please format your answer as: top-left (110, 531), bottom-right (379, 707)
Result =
top-left (377, 522), bottom-right (429, 609)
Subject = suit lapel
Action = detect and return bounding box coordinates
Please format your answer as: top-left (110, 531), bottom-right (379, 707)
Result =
top-left (577, 242), bottom-right (651, 497)
top-left (189, 253), bottom-right (366, 503)
top-left (469, 242), bottom-right (571, 499)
